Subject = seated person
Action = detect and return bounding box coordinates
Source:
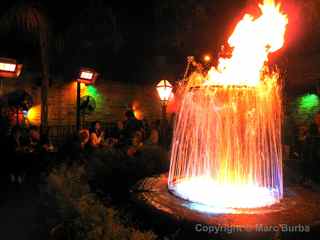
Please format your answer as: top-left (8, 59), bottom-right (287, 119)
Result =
top-left (104, 137), bottom-right (118, 148)
top-left (79, 129), bottom-right (90, 150)
top-left (132, 130), bottom-right (143, 148)
top-left (10, 126), bottom-right (22, 150)
top-left (145, 128), bottom-right (159, 146)
top-left (7, 127), bottom-right (23, 183)
top-left (40, 133), bottom-right (54, 152)
top-left (29, 126), bottom-right (41, 150)
top-left (126, 131), bottom-right (144, 157)
top-left (89, 121), bottom-right (104, 148)
top-left (123, 110), bottom-right (142, 144)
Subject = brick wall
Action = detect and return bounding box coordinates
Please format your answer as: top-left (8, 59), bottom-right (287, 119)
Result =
top-left (0, 75), bottom-right (166, 126)
top-left (47, 80), bottom-right (163, 126)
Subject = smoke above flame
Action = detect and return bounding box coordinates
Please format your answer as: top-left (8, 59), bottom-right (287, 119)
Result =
top-left (204, 0), bottom-right (288, 86)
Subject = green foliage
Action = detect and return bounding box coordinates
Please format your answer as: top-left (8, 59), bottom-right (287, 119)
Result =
top-left (47, 164), bottom-right (156, 240)
top-left (0, 3), bottom-right (48, 37)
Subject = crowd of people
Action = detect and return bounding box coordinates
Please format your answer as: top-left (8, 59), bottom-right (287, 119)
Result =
top-left (0, 108), bottom-right (169, 192)
top-left (1, 103), bottom-right (319, 192)
top-left (0, 122), bottom-right (54, 189)
top-left (287, 111), bottom-right (320, 184)
top-left (77, 110), bottom-right (164, 156)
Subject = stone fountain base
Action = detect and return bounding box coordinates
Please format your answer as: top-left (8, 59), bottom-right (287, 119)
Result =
top-left (132, 174), bottom-right (320, 239)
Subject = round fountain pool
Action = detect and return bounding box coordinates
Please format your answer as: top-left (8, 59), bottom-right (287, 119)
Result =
top-left (132, 174), bottom-right (320, 234)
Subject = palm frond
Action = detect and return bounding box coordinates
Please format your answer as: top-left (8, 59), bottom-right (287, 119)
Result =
top-left (0, 3), bottom-right (48, 37)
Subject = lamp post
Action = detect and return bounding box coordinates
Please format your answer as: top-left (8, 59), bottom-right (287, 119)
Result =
top-left (156, 80), bottom-right (173, 148)
top-left (76, 67), bottom-right (98, 131)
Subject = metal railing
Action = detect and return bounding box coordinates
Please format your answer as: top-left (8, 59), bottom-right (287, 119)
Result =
top-left (47, 122), bottom-right (116, 146)
top-left (47, 125), bottom-right (77, 146)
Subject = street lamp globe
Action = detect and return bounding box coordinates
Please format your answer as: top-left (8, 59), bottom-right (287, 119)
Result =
top-left (203, 55), bottom-right (211, 62)
top-left (156, 80), bottom-right (173, 103)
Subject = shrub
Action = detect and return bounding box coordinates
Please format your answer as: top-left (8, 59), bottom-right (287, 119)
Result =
top-left (86, 146), bottom-right (169, 197)
top-left (47, 164), bottom-right (156, 240)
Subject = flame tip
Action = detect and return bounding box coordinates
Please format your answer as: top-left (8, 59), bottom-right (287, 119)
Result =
top-left (194, 0), bottom-right (288, 87)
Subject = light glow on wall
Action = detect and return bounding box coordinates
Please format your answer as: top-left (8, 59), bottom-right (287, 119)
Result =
top-left (85, 85), bottom-right (98, 98)
top-left (27, 105), bottom-right (41, 126)
top-left (299, 94), bottom-right (320, 111)
top-left (294, 93), bottom-right (320, 124)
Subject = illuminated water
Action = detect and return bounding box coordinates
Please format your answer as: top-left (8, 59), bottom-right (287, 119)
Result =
top-left (168, 82), bottom-right (283, 211)
top-left (168, 0), bottom-right (286, 212)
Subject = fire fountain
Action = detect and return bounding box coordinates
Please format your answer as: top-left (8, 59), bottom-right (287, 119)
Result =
top-left (133, 0), bottom-right (320, 236)
top-left (168, 0), bottom-right (286, 211)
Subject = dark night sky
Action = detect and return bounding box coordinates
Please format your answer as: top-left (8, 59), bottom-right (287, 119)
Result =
top-left (0, 0), bottom-right (317, 85)
top-left (0, 1), bottom-right (158, 80)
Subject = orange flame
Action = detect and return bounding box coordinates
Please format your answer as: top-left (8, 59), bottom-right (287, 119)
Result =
top-left (205, 0), bottom-right (288, 86)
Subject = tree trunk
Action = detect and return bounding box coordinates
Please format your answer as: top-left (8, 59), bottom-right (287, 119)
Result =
top-left (40, 28), bottom-right (49, 135)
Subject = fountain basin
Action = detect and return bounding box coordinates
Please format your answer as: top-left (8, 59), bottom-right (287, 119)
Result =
top-left (132, 174), bottom-right (320, 234)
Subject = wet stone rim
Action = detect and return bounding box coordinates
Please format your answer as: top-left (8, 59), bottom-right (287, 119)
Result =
top-left (132, 174), bottom-right (320, 231)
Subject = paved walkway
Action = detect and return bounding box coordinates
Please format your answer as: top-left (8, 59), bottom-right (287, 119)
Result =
top-left (0, 182), bottom-right (48, 240)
